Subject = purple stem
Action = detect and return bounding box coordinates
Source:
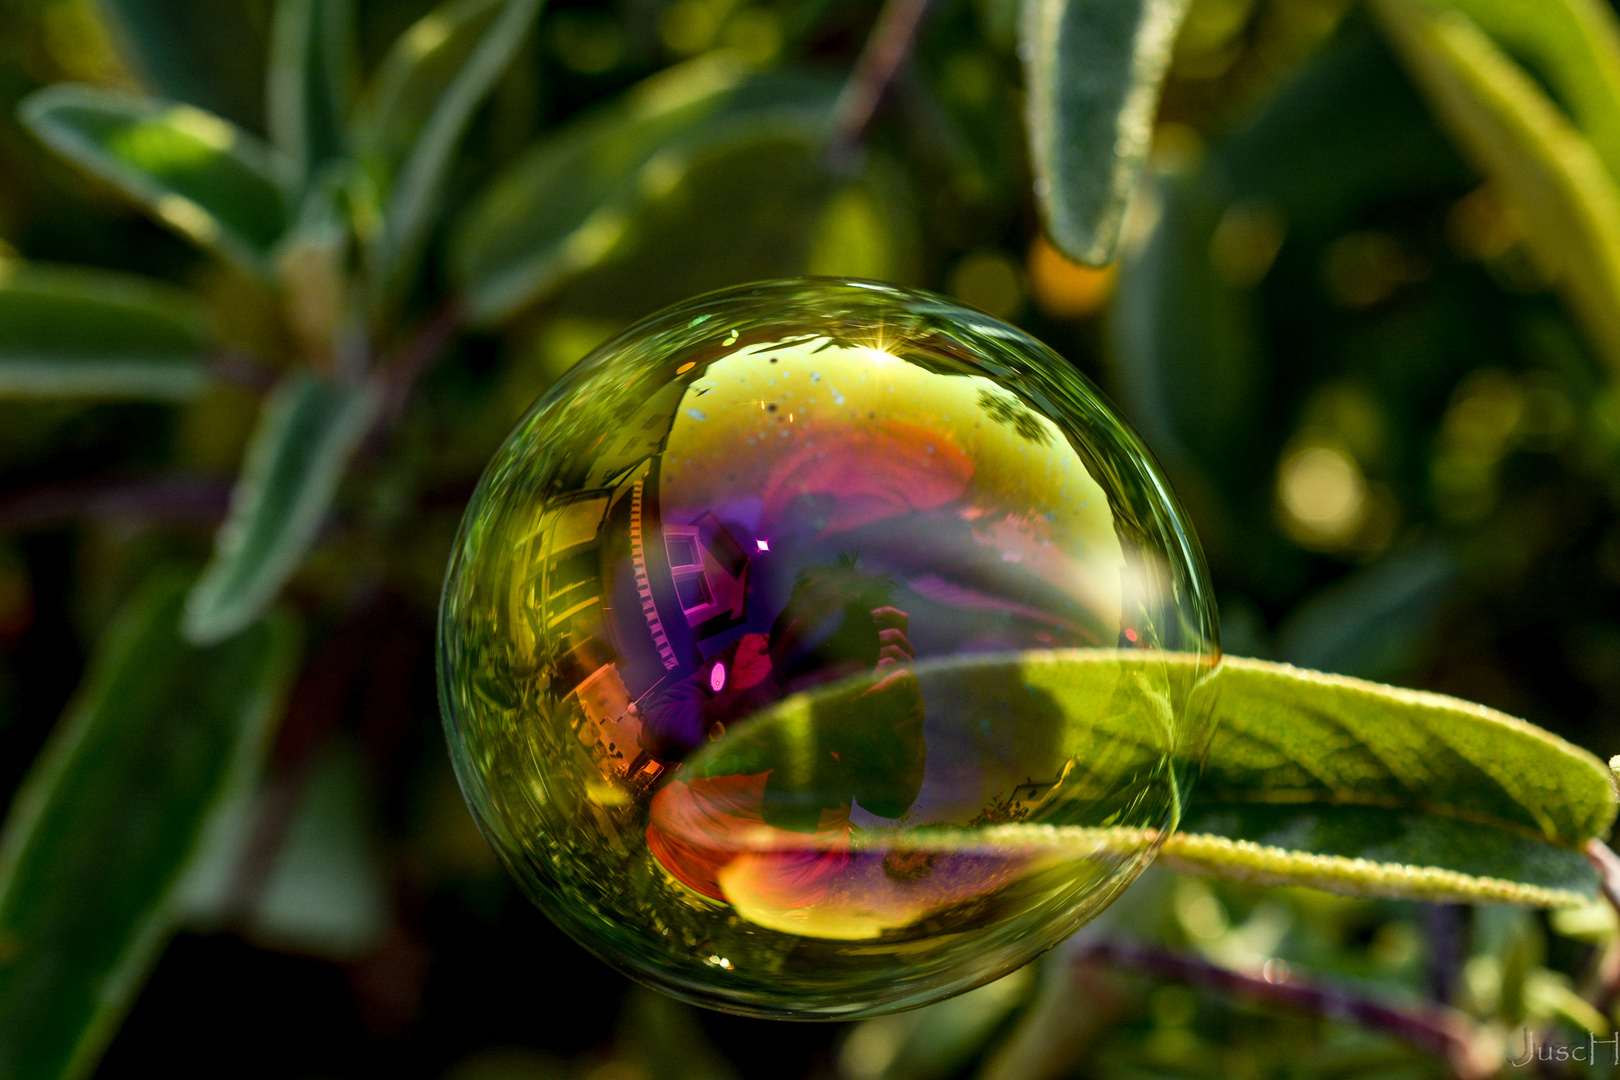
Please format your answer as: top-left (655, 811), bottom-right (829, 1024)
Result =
top-left (1073, 940), bottom-right (1490, 1078)
top-left (827, 0), bottom-right (936, 169)
top-left (209, 350), bottom-right (280, 392)
top-left (375, 299), bottom-right (464, 431)
top-left (0, 476), bottom-right (232, 533)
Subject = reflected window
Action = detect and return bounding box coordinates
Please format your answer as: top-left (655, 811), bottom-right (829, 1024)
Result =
top-left (674, 570), bottom-right (713, 612)
top-left (666, 534), bottom-right (701, 569)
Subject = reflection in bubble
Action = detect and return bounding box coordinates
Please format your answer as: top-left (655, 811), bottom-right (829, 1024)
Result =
top-left (438, 280), bottom-right (1218, 1017)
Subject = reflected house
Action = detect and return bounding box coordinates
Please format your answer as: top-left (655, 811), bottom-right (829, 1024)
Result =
top-left (535, 376), bottom-right (754, 790)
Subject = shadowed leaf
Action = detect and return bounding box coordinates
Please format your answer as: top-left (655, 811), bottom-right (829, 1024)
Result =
top-left (0, 570), bottom-right (298, 1080)
top-left (184, 373), bottom-right (377, 645)
top-left (19, 85), bottom-right (290, 275)
top-left (840, 969), bottom-right (1034, 1080)
top-left (451, 60), bottom-right (878, 325)
top-left (1022, 0), bottom-right (1189, 265)
top-left (1273, 543), bottom-right (1456, 682)
top-left (96, 0), bottom-right (271, 133)
top-left (364, 0), bottom-right (544, 299)
top-left (267, 0), bottom-right (356, 193)
top-left (0, 261), bottom-right (213, 399)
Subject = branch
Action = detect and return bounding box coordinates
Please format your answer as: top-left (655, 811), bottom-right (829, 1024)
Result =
top-left (1073, 940), bottom-right (1496, 1080)
top-left (209, 349), bottom-right (280, 392)
top-left (220, 595), bottom-right (383, 923)
top-left (374, 298), bottom-right (464, 432)
top-left (1584, 839), bottom-right (1620, 1008)
top-left (1586, 839), bottom-right (1620, 916)
top-left (0, 475), bottom-right (232, 533)
top-left (827, 0), bottom-right (935, 169)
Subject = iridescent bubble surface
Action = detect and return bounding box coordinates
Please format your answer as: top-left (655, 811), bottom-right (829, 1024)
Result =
top-left (437, 280), bottom-right (1218, 1018)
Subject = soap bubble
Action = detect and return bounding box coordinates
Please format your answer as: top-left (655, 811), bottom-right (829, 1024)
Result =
top-left (438, 280), bottom-right (1218, 1018)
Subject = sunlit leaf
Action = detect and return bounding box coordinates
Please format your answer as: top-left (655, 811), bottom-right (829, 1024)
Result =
top-left (0, 569), bottom-right (298, 1080)
top-left (0, 261), bottom-right (212, 399)
top-left (96, 0), bottom-right (271, 133)
top-left (696, 651), bottom-right (1615, 911)
top-left (1165, 656), bottom-right (1616, 906)
top-left (19, 85), bottom-right (290, 275)
top-left (1433, 0), bottom-right (1620, 187)
top-left (267, 0), bottom-right (355, 193)
top-left (184, 373), bottom-right (377, 645)
top-left (1021, 0), bottom-right (1190, 265)
top-left (363, 0), bottom-right (544, 299)
top-left (1372, 0), bottom-right (1620, 379)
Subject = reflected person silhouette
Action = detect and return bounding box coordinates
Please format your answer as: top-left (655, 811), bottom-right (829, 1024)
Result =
top-left (642, 558), bottom-right (926, 908)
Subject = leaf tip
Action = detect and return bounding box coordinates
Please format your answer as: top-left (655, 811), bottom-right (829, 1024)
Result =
top-left (179, 580), bottom-right (239, 648)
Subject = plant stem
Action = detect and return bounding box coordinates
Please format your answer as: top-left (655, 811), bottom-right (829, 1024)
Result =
top-left (827, 0), bottom-right (935, 169)
top-left (209, 349), bottom-right (280, 392)
top-left (375, 298), bottom-right (464, 431)
top-left (1424, 902), bottom-right (1466, 1005)
top-left (1073, 940), bottom-right (1495, 1079)
top-left (1584, 839), bottom-right (1620, 1009)
top-left (0, 476), bottom-right (232, 533)
top-left (1586, 839), bottom-right (1620, 916)
top-left (221, 594), bottom-right (382, 923)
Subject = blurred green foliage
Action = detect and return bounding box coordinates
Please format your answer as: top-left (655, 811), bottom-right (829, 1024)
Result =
top-left (2, 0), bottom-right (1620, 1077)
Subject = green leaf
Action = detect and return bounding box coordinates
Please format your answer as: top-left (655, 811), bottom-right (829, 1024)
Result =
top-left (1165, 656), bottom-right (1617, 906)
top-left (461, 65), bottom-right (915, 327)
top-left (267, 0), bottom-right (356, 193)
top-left (1371, 0), bottom-right (1620, 379)
top-left (684, 651), bottom-right (1615, 912)
top-left (0, 261), bottom-right (213, 399)
top-left (178, 741), bottom-right (387, 960)
top-left (19, 85), bottom-right (291, 275)
top-left (1431, 0), bottom-right (1620, 187)
top-left (184, 373), bottom-right (377, 645)
top-left (96, 0), bottom-right (272, 134)
top-left (364, 0), bottom-right (544, 298)
top-left (1273, 543), bottom-right (1456, 682)
top-left (1022, 0), bottom-right (1190, 265)
top-left (0, 569), bottom-right (298, 1080)
top-left (450, 54), bottom-right (753, 324)
top-left (617, 990), bottom-right (740, 1080)
top-left (841, 968), bottom-right (1035, 1080)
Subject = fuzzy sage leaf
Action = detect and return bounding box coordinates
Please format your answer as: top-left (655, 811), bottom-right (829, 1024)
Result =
top-left (1021, 0), bottom-right (1189, 266)
top-left (18, 85), bottom-right (290, 276)
top-left (698, 652), bottom-right (1616, 910)
top-left (184, 373), bottom-right (377, 645)
top-left (0, 261), bottom-right (213, 400)
top-left (0, 570), bottom-right (298, 1080)
top-left (1164, 656), bottom-right (1616, 906)
top-left (365, 0), bottom-right (544, 301)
